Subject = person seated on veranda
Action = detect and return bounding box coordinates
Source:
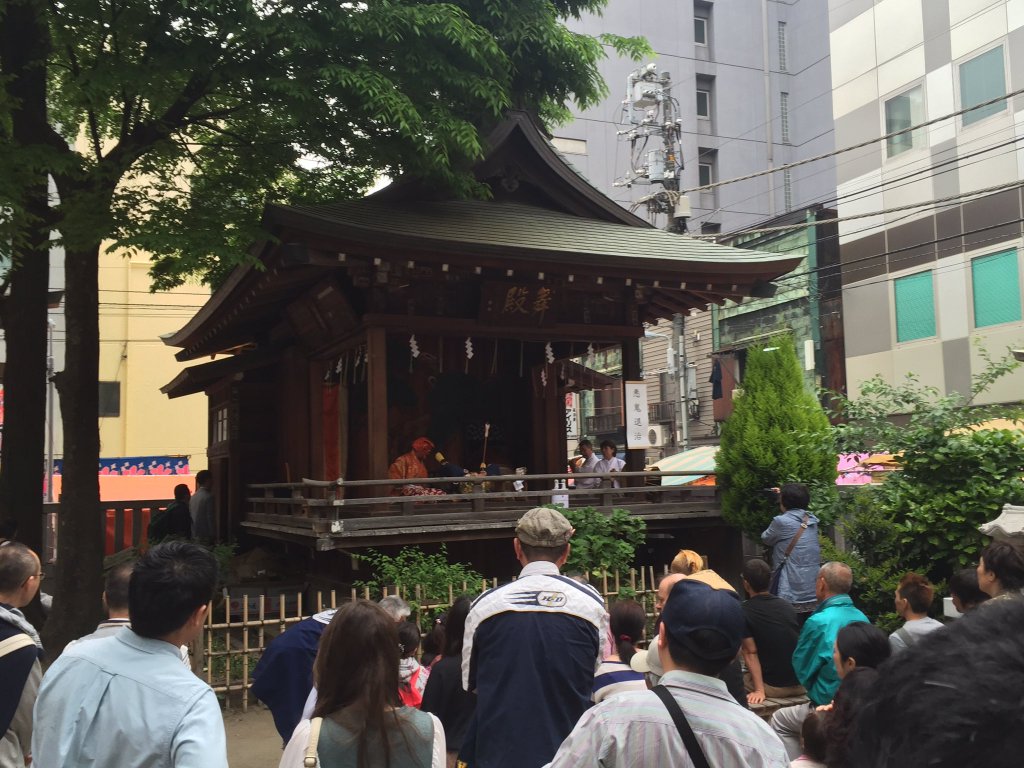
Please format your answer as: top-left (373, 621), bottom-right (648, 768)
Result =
top-left (592, 440), bottom-right (626, 488)
top-left (568, 439), bottom-right (600, 489)
top-left (388, 437), bottom-right (445, 497)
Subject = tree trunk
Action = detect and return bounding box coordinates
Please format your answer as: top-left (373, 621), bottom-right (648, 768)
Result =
top-left (0, 0), bottom-right (51, 562)
top-left (45, 243), bottom-right (103, 653)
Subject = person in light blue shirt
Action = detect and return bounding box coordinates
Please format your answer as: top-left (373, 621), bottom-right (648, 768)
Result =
top-left (32, 541), bottom-right (226, 768)
top-left (761, 483), bottom-right (821, 612)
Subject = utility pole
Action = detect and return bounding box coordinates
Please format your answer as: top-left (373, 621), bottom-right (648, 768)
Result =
top-left (46, 317), bottom-right (55, 502)
top-left (614, 64), bottom-right (690, 231)
top-left (616, 63), bottom-right (692, 450)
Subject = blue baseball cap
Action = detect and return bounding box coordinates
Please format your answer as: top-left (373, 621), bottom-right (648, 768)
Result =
top-left (661, 579), bottom-right (745, 662)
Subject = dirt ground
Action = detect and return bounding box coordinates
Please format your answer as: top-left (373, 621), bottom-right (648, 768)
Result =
top-left (224, 705), bottom-right (285, 767)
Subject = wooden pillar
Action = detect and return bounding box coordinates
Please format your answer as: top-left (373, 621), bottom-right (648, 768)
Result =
top-left (544, 375), bottom-right (564, 474)
top-left (620, 338), bottom-right (645, 474)
top-left (366, 326), bottom-right (389, 481)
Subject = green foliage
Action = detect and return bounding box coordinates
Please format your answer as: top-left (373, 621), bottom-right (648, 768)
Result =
top-left (354, 545), bottom-right (483, 630)
top-left (208, 542), bottom-right (239, 588)
top-left (2, 0), bottom-right (649, 288)
top-left (716, 336), bottom-right (837, 539)
top-left (826, 350), bottom-right (1024, 622)
top-left (821, 493), bottom-right (903, 631)
top-left (552, 505), bottom-right (646, 576)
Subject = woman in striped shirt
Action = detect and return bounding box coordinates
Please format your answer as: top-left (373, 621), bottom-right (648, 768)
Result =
top-left (592, 600), bottom-right (648, 703)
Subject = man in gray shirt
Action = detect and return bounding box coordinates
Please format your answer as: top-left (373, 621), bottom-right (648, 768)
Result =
top-left (890, 572), bottom-right (943, 652)
top-left (189, 470), bottom-right (215, 542)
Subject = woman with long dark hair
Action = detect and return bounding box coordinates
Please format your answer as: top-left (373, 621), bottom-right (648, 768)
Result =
top-left (592, 599), bottom-right (647, 703)
top-left (279, 600), bottom-right (445, 768)
top-left (421, 596), bottom-right (476, 768)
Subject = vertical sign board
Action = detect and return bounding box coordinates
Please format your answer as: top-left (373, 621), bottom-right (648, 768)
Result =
top-left (624, 380), bottom-right (649, 449)
top-left (565, 392), bottom-right (579, 441)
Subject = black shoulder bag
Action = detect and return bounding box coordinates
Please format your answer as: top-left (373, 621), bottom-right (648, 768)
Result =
top-left (652, 684), bottom-right (712, 768)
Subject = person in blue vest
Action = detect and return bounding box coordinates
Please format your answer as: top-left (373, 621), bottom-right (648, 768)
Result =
top-left (761, 483), bottom-right (821, 616)
top-left (461, 507), bottom-right (609, 768)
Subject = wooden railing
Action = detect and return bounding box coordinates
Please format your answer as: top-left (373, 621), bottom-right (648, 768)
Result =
top-left (243, 470), bottom-right (720, 548)
top-left (43, 499), bottom-right (173, 565)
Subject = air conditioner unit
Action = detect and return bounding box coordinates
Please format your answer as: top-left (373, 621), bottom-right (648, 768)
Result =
top-left (647, 425), bottom-right (669, 448)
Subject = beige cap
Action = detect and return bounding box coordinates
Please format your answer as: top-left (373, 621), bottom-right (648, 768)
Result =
top-left (516, 507), bottom-right (574, 547)
top-left (630, 642), bottom-right (664, 678)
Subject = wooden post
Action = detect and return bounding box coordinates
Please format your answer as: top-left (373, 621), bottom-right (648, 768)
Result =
top-left (620, 338), bottom-right (645, 474)
top-left (366, 326), bottom-right (389, 483)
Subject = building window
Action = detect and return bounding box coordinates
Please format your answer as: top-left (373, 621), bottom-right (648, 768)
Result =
top-left (701, 222), bottom-right (721, 235)
top-left (778, 21), bottom-right (788, 72)
top-left (211, 406), bottom-right (229, 445)
top-left (894, 271), bottom-right (936, 342)
top-left (98, 381), bottom-right (121, 418)
top-left (696, 89), bottom-right (711, 118)
top-left (783, 169), bottom-right (793, 212)
top-left (885, 85), bottom-right (925, 157)
top-left (972, 249), bottom-right (1022, 327)
top-left (960, 46), bottom-right (1006, 127)
top-left (698, 162), bottom-right (713, 187)
top-left (694, 16), bottom-right (708, 46)
top-left (780, 92), bottom-right (790, 143)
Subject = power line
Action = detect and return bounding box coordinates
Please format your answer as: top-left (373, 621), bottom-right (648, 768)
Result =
top-left (689, 108), bottom-right (1024, 230)
top-left (682, 85), bottom-right (1024, 195)
top-left (697, 179), bottom-right (1024, 240)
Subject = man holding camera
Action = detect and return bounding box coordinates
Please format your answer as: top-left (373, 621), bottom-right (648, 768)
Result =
top-left (761, 483), bottom-right (820, 618)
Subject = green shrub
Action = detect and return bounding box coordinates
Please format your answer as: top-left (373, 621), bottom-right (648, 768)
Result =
top-left (354, 545), bottom-right (483, 630)
top-left (831, 354), bottom-right (1024, 587)
top-left (716, 335), bottom-right (837, 539)
top-left (550, 506), bottom-right (646, 577)
top-left (825, 351), bottom-right (1024, 625)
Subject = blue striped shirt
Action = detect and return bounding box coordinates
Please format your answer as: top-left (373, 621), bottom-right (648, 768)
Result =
top-left (592, 660), bottom-right (647, 703)
top-left (545, 670), bottom-right (788, 768)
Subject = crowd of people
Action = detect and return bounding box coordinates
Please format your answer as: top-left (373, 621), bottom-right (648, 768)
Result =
top-left (3, 481), bottom-right (1024, 766)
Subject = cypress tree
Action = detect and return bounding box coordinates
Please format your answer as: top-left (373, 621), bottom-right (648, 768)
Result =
top-left (716, 335), bottom-right (836, 539)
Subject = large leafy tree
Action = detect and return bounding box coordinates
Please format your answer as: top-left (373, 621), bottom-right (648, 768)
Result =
top-left (0, 0), bottom-right (645, 649)
top-left (716, 335), bottom-right (837, 539)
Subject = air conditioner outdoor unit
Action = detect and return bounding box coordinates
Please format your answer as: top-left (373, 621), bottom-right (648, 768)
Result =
top-left (647, 425), bottom-right (669, 448)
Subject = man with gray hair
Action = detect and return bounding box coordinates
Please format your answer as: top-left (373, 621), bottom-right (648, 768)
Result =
top-left (462, 507), bottom-right (609, 768)
top-left (770, 561), bottom-right (869, 759)
top-left (379, 594), bottom-right (412, 623)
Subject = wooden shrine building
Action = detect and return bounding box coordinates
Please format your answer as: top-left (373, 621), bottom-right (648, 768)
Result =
top-left (162, 112), bottom-right (800, 563)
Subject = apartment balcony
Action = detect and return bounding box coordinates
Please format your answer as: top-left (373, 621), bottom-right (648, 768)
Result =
top-left (585, 401), bottom-right (676, 434)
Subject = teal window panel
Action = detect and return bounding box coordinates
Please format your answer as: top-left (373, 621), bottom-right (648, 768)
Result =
top-left (894, 271), bottom-right (936, 342)
top-left (972, 250), bottom-right (1022, 328)
top-left (960, 47), bottom-right (1006, 127)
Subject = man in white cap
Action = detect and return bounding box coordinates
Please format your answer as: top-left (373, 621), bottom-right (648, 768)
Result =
top-left (461, 507), bottom-right (609, 768)
top-left (548, 579), bottom-right (788, 767)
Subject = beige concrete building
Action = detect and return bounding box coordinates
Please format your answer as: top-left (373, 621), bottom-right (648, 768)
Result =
top-left (37, 244), bottom-right (211, 476)
top-left (94, 246), bottom-right (210, 470)
top-left (829, 0), bottom-right (1024, 403)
